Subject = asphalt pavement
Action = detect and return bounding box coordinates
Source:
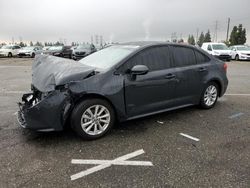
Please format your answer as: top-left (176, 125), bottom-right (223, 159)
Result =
top-left (0, 57), bottom-right (249, 188)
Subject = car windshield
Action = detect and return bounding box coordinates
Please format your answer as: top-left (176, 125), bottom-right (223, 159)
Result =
top-left (79, 45), bottom-right (139, 69)
top-left (1, 45), bottom-right (12, 49)
top-left (22, 46), bottom-right (34, 50)
top-left (76, 44), bottom-right (90, 49)
top-left (236, 46), bottom-right (250, 51)
top-left (212, 44), bottom-right (229, 50)
top-left (49, 46), bottom-right (63, 50)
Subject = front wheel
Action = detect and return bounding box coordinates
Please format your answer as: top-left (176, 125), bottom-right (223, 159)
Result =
top-left (235, 54), bottom-right (239, 61)
top-left (200, 82), bottom-right (219, 109)
top-left (71, 99), bottom-right (115, 140)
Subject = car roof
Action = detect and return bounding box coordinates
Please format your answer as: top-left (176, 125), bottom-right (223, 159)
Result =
top-left (202, 42), bottom-right (225, 45)
top-left (232, 45), bottom-right (247, 47)
top-left (120, 41), bottom-right (193, 49)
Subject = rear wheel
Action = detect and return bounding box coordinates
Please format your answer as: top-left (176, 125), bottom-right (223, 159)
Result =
top-left (8, 52), bottom-right (12, 57)
top-left (71, 99), bottom-right (115, 140)
top-left (31, 53), bottom-right (35, 58)
top-left (200, 82), bottom-right (219, 109)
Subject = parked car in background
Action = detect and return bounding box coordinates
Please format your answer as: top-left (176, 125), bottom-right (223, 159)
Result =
top-left (201, 42), bottom-right (232, 61)
top-left (18, 46), bottom-right (43, 58)
top-left (72, 44), bottom-right (96, 60)
top-left (18, 42), bottom-right (228, 140)
top-left (230, 45), bottom-right (250, 60)
top-left (43, 46), bottom-right (72, 58)
top-left (0, 45), bottom-right (21, 57)
top-left (42, 46), bottom-right (51, 51)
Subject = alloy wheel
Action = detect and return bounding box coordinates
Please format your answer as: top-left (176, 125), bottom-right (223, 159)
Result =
top-left (204, 85), bottom-right (218, 106)
top-left (80, 105), bottom-right (111, 136)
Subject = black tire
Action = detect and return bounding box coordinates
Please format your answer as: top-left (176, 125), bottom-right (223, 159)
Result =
top-left (71, 98), bottom-right (115, 140)
top-left (200, 82), bottom-right (219, 109)
top-left (235, 54), bottom-right (239, 61)
top-left (8, 52), bottom-right (12, 57)
top-left (31, 53), bottom-right (35, 58)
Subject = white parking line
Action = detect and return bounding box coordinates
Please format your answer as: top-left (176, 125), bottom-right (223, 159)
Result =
top-left (70, 149), bottom-right (153, 181)
top-left (225, 94), bottom-right (250, 96)
top-left (229, 112), bottom-right (244, 119)
top-left (180, 133), bottom-right (200, 142)
top-left (0, 91), bottom-right (28, 94)
top-left (0, 66), bottom-right (29, 68)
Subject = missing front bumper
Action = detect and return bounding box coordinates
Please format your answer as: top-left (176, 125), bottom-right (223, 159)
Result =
top-left (17, 90), bottom-right (71, 131)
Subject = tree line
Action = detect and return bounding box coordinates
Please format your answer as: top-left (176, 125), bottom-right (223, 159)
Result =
top-left (187, 24), bottom-right (247, 46)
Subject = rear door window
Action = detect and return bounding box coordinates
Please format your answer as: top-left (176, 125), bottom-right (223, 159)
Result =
top-left (194, 50), bottom-right (210, 64)
top-left (170, 46), bottom-right (196, 67)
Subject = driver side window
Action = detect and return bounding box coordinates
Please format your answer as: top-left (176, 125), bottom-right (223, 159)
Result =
top-left (121, 46), bottom-right (171, 73)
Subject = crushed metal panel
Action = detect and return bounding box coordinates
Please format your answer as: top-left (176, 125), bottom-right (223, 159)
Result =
top-left (32, 55), bottom-right (95, 92)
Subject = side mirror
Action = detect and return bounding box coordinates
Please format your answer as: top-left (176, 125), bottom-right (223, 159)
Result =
top-left (130, 65), bottom-right (149, 75)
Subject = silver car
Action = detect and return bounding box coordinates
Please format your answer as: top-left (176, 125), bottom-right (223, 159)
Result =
top-left (18, 46), bottom-right (43, 58)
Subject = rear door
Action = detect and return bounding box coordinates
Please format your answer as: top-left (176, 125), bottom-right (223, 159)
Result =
top-left (169, 45), bottom-right (201, 105)
top-left (193, 49), bottom-right (212, 96)
top-left (122, 46), bottom-right (178, 117)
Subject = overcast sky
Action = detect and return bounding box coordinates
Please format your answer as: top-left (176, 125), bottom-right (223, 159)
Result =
top-left (0, 0), bottom-right (250, 44)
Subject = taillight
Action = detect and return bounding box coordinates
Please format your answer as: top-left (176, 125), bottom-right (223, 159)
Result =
top-left (223, 63), bottom-right (228, 72)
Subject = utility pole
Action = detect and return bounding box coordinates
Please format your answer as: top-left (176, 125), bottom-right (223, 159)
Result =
top-left (213, 20), bottom-right (218, 42)
top-left (226, 17), bottom-right (230, 42)
top-left (196, 28), bottom-right (199, 43)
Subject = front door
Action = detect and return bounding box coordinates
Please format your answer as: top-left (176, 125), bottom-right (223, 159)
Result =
top-left (121, 46), bottom-right (178, 117)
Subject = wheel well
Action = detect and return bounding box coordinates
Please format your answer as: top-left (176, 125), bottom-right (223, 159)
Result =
top-left (72, 93), bottom-right (118, 119)
top-left (208, 80), bottom-right (222, 96)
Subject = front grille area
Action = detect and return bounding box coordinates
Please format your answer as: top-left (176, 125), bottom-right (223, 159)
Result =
top-left (75, 52), bottom-right (85, 55)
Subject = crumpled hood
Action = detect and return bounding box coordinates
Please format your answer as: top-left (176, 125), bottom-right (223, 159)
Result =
top-left (32, 55), bottom-right (95, 92)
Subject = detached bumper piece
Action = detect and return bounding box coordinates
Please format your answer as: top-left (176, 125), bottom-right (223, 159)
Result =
top-left (17, 89), bottom-right (71, 132)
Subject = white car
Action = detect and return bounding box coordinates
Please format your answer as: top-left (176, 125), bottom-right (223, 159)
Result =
top-left (201, 42), bottom-right (232, 61)
top-left (17, 46), bottom-right (43, 58)
top-left (0, 45), bottom-right (21, 57)
top-left (229, 45), bottom-right (250, 61)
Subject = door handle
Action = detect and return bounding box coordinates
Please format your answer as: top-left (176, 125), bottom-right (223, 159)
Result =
top-left (198, 67), bottom-right (207, 72)
top-left (165, 73), bottom-right (176, 79)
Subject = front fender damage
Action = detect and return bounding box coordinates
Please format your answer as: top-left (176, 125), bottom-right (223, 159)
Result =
top-left (18, 89), bottom-right (72, 131)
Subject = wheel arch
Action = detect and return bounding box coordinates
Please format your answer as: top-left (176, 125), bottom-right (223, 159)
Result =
top-left (71, 93), bottom-right (118, 121)
top-left (206, 79), bottom-right (222, 97)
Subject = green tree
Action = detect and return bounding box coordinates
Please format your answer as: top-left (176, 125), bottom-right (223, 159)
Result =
top-left (35, 41), bottom-right (43, 46)
top-left (229, 24), bottom-right (247, 45)
top-left (197, 32), bottom-right (205, 47)
top-left (188, 35), bottom-right (195, 45)
top-left (204, 30), bottom-right (211, 42)
top-left (237, 24), bottom-right (246, 45)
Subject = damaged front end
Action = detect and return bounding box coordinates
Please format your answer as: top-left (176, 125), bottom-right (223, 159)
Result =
top-left (17, 86), bottom-right (72, 131)
top-left (17, 55), bottom-right (97, 132)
